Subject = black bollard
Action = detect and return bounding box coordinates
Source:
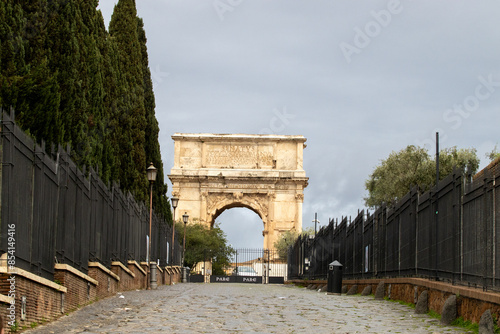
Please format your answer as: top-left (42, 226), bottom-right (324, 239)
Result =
top-left (327, 261), bottom-right (343, 295)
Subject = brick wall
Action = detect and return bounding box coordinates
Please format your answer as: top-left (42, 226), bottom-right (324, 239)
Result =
top-left (156, 265), bottom-right (164, 286)
top-left (165, 266), bottom-right (181, 285)
top-left (1, 300), bottom-right (9, 333)
top-left (0, 274), bottom-right (64, 332)
top-left (127, 261), bottom-right (147, 290)
top-left (88, 262), bottom-right (120, 299)
top-left (0, 261), bottom-right (167, 333)
top-left (54, 265), bottom-right (97, 313)
top-left (111, 262), bottom-right (136, 291)
top-left (165, 267), bottom-right (178, 285)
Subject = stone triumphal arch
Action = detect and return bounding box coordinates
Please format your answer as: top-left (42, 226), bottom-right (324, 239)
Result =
top-left (168, 133), bottom-right (308, 249)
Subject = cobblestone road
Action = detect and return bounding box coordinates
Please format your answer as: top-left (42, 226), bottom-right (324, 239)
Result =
top-left (26, 283), bottom-right (469, 334)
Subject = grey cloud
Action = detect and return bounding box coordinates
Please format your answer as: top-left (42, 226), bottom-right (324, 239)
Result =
top-left (99, 0), bottom-right (500, 248)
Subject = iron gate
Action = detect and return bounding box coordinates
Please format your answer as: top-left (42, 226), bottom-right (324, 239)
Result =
top-left (190, 248), bottom-right (287, 284)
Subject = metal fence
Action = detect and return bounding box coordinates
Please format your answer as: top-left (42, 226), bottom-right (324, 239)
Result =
top-left (0, 111), bottom-right (182, 280)
top-left (230, 248), bottom-right (287, 282)
top-left (191, 248), bottom-right (287, 284)
top-left (289, 166), bottom-right (500, 291)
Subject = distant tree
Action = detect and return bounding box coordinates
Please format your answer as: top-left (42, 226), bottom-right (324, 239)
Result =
top-left (178, 222), bottom-right (235, 275)
top-left (274, 230), bottom-right (299, 261)
top-left (273, 227), bottom-right (314, 261)
top-left (486, 144), bottom-right (500, 162)
top-left (365, 145), bottom-right (479, 209)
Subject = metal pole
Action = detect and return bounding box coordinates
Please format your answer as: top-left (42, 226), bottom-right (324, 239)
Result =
top-left (315, 212), bottom-right (317, 237)
top-left (435, 132), bottom-right (439, 280)
top-left (436, 132), bottom-right (440, 187)
top-left (313, 213), bottom-right (320, 238)
top-left (171, 209), bottom-right (176, 266)
top-left (149, 182), bottom-right (153, 289)
top-left (182, 222), bottom-right (187, 267)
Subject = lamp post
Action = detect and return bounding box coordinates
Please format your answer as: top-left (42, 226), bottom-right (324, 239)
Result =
top-left (146, 162), bottom-right (157, 289)
top-left (182, 213), bottom-right (189, 283)
top-left (170, 196), bottom-right (179, 266)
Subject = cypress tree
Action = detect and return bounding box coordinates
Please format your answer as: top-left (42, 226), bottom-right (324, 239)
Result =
top-left (0, 0), bottom-right (170, 221)
top-left (102, 33), bottom-right (122, 185)
top-left (109, 0), bottom-right (147, 201)
top-left (137, 17), bottom-right (170, 220)
top-left (46, 0), bottom-right (85, 160)
top-left (1, 0), bottom-right (63, 146)
top-left (74, 0), bottom-right (106, 174)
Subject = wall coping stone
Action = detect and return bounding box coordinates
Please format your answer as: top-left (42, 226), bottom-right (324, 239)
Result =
top-left (165, 266), bottom-right (182, 274)
top-left (140, 262), bottom-right (164, 273)
top-left (88, 262), bottom-right (120, 281)
top-left (127, 261), bottom-right (147, 276)
top-left (0, 266), bottom-right (67, 293)
top-left (54, 263), bottom-right (98, 286)
top-left (153, 263), bottom-right (163, 273)
top-left (111, 261), bottom-right (135, 278)
top-left (0, 294), bottom-right (13, 304)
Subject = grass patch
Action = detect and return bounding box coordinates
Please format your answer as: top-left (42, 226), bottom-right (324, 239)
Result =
top-left (10, 321), bottom-right (20, 332)
top-left (449, 314), bottom-right (500, 334)
top-left (451, 317), bottom-right (478, 333)
top-left (427, 309), bottom-right (441, 320)
top-left (383, 297), bottom-right (415, 309)
top-left (494, 313), bottom-right (500, 334)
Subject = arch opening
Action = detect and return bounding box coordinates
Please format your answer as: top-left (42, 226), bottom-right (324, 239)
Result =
top-left (211, 202), bottom-right (264, 228)
top-left (215, 207), bottom-right (264, 249)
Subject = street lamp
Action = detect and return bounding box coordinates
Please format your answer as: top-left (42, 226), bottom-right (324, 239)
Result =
top-left (146, 162), bottom-right (157, 289)
top-left (182, 213), bottom-right (189, 282)
top-left (170, 196), bottom-right (179, 266)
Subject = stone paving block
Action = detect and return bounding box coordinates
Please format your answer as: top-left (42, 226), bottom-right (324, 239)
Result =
top-left (23, 283), bottom-right (470, 334)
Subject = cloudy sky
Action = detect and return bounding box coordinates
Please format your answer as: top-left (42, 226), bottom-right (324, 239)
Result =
top-left (98, 0), bottom-right (500, 248)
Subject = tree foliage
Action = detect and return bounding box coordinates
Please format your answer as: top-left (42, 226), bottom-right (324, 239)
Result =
top-left (273, 227), bottom-right (314, 261)
top-left (0, 0), bottom-right (170, 220)
top-left (274, 230), bottom-right (299, 261)
top-left (486, 144), bottom-right (500, 162)
top-left (178, 222), bottom-right (235, 275)
top-left (364, 145), bottom-right (480, 208)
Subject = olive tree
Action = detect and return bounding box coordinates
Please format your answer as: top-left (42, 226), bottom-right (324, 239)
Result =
top-left (364, 145), bottom-right (479, 209)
